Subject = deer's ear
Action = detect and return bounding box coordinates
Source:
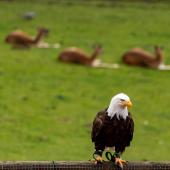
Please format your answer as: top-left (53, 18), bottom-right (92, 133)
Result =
top-left (92, 43), bottom-right (102, 49)
top-left (98, 44), bottom-right (103, 49)
top-left (154, 45), bottom-right (164, 50)
top-left (160, 46), bottom-right (164, 50)
top-left (36, 27), bottom-right (48, 31)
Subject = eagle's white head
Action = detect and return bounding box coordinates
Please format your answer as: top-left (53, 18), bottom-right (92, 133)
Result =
top-left (107, 93), bottom-right (132, 120)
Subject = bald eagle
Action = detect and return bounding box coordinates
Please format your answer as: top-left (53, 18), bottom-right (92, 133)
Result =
top-left (91, 93), bottom-right (134, 167)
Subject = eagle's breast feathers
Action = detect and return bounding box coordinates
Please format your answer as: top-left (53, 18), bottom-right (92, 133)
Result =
top-left (91, 108), bottom-right (134, 153)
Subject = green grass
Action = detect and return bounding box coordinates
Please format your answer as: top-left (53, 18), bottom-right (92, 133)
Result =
top-left (0, 1), bottom-right (170, 161)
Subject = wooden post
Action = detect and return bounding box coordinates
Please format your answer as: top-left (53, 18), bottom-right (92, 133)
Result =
top-left (0, 161), bottom-right (169, 170)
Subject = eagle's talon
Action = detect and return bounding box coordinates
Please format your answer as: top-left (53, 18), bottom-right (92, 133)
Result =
top-left (94, 156), bottom-right (104, 164)
top-left (89, 159), bottom-right (103, 164)
top-left (115, 158), bottom-right (126, 169)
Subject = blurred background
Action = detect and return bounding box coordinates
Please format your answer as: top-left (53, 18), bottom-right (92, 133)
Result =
top-left (0, 0), bottom-right (170, 161)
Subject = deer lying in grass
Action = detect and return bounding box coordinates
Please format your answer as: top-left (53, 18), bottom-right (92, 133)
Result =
top-left (58, 45), bottom-right (119, 68)
top-left (122, 46), bottom-right (169, 70)
top-left (58, 45), bottom-right (102, 66)
top-left (5, 28), bottom-right (49, 48)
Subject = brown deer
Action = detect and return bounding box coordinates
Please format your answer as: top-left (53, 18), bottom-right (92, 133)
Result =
top-left (58, 45), bottom-right (103, 66)
top-left (122, 46), bottom-right (164, 69)
top-left (5, 27), bottom-right (49, 48)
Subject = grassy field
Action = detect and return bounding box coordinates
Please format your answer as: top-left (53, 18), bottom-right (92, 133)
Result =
top-left (0, 0), bottom-right (170, 161)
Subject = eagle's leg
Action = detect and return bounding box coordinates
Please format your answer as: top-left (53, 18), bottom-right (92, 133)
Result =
top-left (114, 153), bottom-right (126, 169)
top-left (93, 150), bottom-right (103, 164)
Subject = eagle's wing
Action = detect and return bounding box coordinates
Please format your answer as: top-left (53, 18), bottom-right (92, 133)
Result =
top-left (126, 112), bottom-right (134, 146)
top-left (91, 110), bottom-right (106, 142)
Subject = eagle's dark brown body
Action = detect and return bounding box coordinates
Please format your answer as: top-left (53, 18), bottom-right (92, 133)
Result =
top-left (91, 109), bottom-right (134, 154)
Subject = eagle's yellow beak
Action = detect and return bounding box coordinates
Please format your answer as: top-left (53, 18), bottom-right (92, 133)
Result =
top-left (122, 100), bottom-right (132, 108)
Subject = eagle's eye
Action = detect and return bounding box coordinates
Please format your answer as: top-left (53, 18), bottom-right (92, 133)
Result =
top-left (120, 99), bottom-right (125, 102)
